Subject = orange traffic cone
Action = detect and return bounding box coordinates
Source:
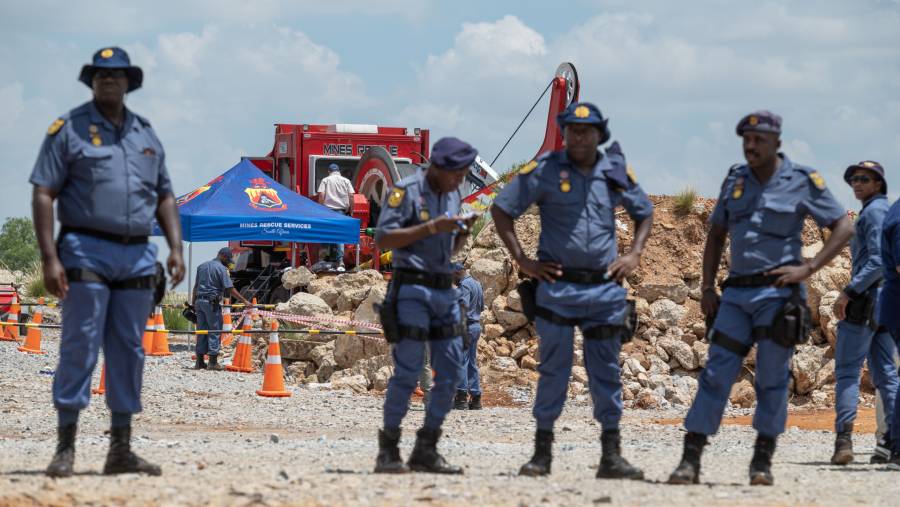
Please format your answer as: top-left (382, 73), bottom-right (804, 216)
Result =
top-left (251, 298), bottom-right (260, 323)
top-left (221, 299), bottom-right (234, 347)
top-left (2, 293), bottom-right (20, 342)
top-left (18, 297), bottom-right (45, 354)
top-left (226, 318), bottom-right (253, 373)
top-left (150, 307), bottom-right (173, 356)
top-left (256, 321), bottom-right (291, 397)
top-left (92, 362), bottom-right (106, 395)
top-left (142, 315), bottom-right (155, 354)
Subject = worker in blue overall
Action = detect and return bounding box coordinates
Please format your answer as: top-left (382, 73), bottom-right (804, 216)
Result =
top-left (190, 247), bottom-right (250, 370)
top-left (879, 180), bottom-right (900, 470)
top-left (30, 47), bottom-right (185, 477)
top-left (373, 137), bottom-right (479, 474)
top-left (492, 102), bottom-right (654, 479)
top-left (830, 161), bottom-right (898, 464)
top-left (452, 262), bottom-right (485, 410)
top-left (667, 111), bottom-right (853, 486)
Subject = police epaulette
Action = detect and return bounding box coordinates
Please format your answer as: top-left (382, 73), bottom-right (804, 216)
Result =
top-left (135, 114), bottom-right (152, 128)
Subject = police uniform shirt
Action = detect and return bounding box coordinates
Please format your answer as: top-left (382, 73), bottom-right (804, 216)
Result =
top-left (458, 274), bottom-right (484, 324)
top-left (375, 169), bottom-right (461, 274)
top-left (847, 194), bottom-right (889, 295)
top-left (710, 155), bottom-right (846, 276)
top-left (493, 143), bottom-right (653, 270)
top-left (195, 259), bottom-right (233, 299)
top-left (29, 101), bottom-right (173, 237)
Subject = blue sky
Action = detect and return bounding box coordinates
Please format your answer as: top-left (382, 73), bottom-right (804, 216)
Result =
top-left (2, 0), bottom-right (899, 288)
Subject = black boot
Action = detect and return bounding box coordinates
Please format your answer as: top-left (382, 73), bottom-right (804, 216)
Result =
top-left (207, 354), bottom-right (224, 371)
top-left (749, 434), bottom-right (776, 486)
top-left (888, 447), bottom-right (900, 471)
top-left (518, 429), bottom-right (553, 476)
top-left (407, 428), bottom-right (463, 474)
top-left (596, 429), bottom-right (644, 480)
top-left (468, 393), bottom-right (482, 410)
top-left (46, 424), bottom-right (77, 478)
top-left (102, 426), bottom-right (162, 476)
top-left (667, 432), bottom-right (707, 485)
top-left (194, 354), bottom-right (207, 370)
top-left (453, 390), bottom-right (469, 410)
top-left (872, 433), bottom-right (891, 464)
top-left (830, 426), bottom-right (853, 465)
top-left (374, 428), bottom-right (409, 474)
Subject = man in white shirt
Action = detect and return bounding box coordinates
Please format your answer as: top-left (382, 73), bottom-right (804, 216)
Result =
top-left (317, 163), bottom-right (355, 271)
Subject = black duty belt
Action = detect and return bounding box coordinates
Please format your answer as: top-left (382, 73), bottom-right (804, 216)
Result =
top-left (66, 268), bottom-right (156, 290)
top-left (534, 307), bottom-right (623, 340)
top-left (393, 269), bottom-right (453, 290)
top-left (400, 322), bottom-right (466, 341)
top-left (197, 295), bottom-right (222, 304)
top-left (721, 273), bottom-right (779, 288)
top-left (60, 226), bottom-right (149, 245)
top-left (556, 268), bottom-right (610, 284)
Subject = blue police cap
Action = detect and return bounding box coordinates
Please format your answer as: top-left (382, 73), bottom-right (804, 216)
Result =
top-left (736, 110), bottom-right (782, 137)
top-left (328, 163), bottom-right (340, 172)
top-left (451, 262), bottom-right (465, 272)
top-left (430, 137), bottom-right (478, 171)
top-left (79, 47), bottom-right (144, 93)
top-left (844, 160), bottom-right (887, 194)
top-left (557, 102), bottom-right (610, 144)
top-left (217, 247), bottom-right (233, 262)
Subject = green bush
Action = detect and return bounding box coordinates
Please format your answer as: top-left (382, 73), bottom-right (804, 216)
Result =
top-left (161, 292), bottom-right (190, 331)
top-left (674, 186), bottom-right (698, 215)
top-left (0, 218), bottom-right (39, 272)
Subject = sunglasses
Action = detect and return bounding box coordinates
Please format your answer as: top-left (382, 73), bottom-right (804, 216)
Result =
top-left (94, 69), bottom-right (127, 79)
top-left (849, 175), bottom-right (876, 184)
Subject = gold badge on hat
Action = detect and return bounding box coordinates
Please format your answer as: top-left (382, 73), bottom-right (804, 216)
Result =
top-left (749, 116), bottom-right (759, 126)
top-left (862, 161), bottom-right (876, 168)
top-left (732, 177), bottom-right (744, 200)
top-left (809, 170), bottom-right (826, 190)
top-left (419, 209), bottom-right (430, 222)
top-left (46, 118), bottom-right (65, 136)
top-left (574, 105), bottom-right (590, 118)
top-left (519, 160), bottom-right (538, 175)
top-left (100, 48), bottom-right (114, 59)
top-left (387, 187), bottom-right (405, 208)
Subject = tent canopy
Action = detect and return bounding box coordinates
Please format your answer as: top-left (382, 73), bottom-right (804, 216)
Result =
top-left (159, 159), bottom-right (359, 244)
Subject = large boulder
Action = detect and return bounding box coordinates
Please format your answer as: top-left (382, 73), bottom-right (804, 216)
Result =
top-left (282, 267), bottom-right (315, 289)
top-left (649, 298), bottom-right (686, 327)
top-left (333, 334), bottom-right (390, 370)
top-left (792, 345), bottom-right (827, 395)
top-left (806, 264), bottom-right (851, 324)
top-left (309, 340), bottom-right (335, 366)
top-left (817, 290), bottom-right (840, 346)
top-left (331, 373), bottom-right (369, 394)
top-left (307, 278), bottom-right (340, 309)
top-left (277, 292), bottom-right (333, 317)
top-left (729, 379), bottom-right (756, 408)
top-left (352, 285), bottom-right (387, 331)
top-left (659, 338), bottom-right (698, 370)
top-left (636, 280), bottom-right (690, 304)
top-left (470, 258), bottom-right (510, 303)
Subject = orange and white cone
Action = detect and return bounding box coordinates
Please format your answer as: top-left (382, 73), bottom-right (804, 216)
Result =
top-left (221, 299), bottom-right (234, 347)
top-left (142, 315), bottom-right (155, 354)
top-left (92, 362), bottom-right (106, 395)
top-left (2, 293), bottom-right (20, 342)
top-left (18, 297), bottom-right (45, 354)
top-left (226, 319), bottom-right (254, 373)
top-left (251, 298), bottom-right (260, 324)
top-left (150, 306), bottom-right (173, 356)
top-left (256, 321), bottom-right (291, 397)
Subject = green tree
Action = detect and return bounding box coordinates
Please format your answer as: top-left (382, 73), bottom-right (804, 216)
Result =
top-left (0, 217), bottom-right (39, 272)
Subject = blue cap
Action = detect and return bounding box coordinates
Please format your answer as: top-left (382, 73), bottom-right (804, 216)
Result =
top-left (736, 110), bottom-right (782, 136)
top-left (844, 160), bottom-right (887, 194)
top-left (557, 102), bottom-right (610, 144)
top-left (217, 247), bottom-right (233, 262)
top-left (79, 47), bottom-right (143, 92)
top-left (328, 163), bottom-right (340, 172)
top-left (451, 262), bottom-right (465, 272)
top-left (430, 137), bottom-right (478, 171)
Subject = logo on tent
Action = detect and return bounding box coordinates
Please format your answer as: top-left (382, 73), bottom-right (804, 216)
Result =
top-left (245, 178), bottom-right (287, 211)
top-left (178, 175), bottom-right (223, 206)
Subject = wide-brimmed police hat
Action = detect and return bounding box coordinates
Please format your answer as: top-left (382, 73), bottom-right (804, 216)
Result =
top-left (430, 137), bottom-right (478, 171)
top-left (736, 110), bottom-right (782, 137)
top-left (79, 47), bottom-right (143, 93)
top-left (557, 102), bottom-right (611, 144)
top-left (844, 160), bottom-right (887, 194)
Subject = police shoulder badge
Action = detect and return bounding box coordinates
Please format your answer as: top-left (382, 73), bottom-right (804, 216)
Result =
top-left (419, 209), bottom-right (430, 221)
top-left (47, 118), bottom-right (65, 136)
top-left (732, 176), bottom-right (745, 200)
top-left (519, 160), bottom-right (538, 175)
top-left (387, 187), bottom-right (405, 208)
top-left (808, 170), bottom-right (826, 190)
top-left (626, 164), bottom-right (638, 184)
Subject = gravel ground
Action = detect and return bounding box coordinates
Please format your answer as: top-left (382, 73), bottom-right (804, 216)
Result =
top-left (1, 333), bottom-right (897, 507)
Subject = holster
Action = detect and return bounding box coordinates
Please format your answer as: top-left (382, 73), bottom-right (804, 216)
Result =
top-left (459, 302), bottom-right (471, 350)
top-left (375, 281), bottom-right (401, 344)
top-left (844, 289), bottom-right (878, 330)
top-left (767, 285), bottom-right (811, 348)
top-left (518, 278), bottom-right (537, 322)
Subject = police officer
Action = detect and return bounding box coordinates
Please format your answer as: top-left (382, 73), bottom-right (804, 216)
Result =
top-left (879, 174), bottom-right (900, 470)
top-left (31, 47), bottom-right (185, 477)
top-left (492, 102), bottom-right (654, 479)
top-left (667, 111), bottom-right (853, 486)
top-left (190, 247), bottom-right (250, 370)
top-left (452, 262), bottom-right (485, 410)
top-left (830, 161), bottom-right (898, 464)
top-left (373, 137), bottom-right (479, 474)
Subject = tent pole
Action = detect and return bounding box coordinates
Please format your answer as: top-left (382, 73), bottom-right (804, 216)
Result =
top-left (355, 242), bottom-right (360, 272)
top-left (188, 242), bottom-right (194, 350)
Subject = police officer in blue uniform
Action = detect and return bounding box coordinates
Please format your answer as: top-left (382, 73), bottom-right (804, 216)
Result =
top-left (452, 262), bottom-right (485, 410)
top-left (190, 247), bottom-right (250, 370)
top-left (31, 47), bottom-right (185, 477)
top-left (667, 111), bottom-right (853, 486)
top-left (373, 137), bottom-right (479, 474)
top-left (830, 161), bottom-right (898, 464)
top-left (879, 177), bottom-right (900, 470)
top-left (492, 102), bottom-right (654, 479)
